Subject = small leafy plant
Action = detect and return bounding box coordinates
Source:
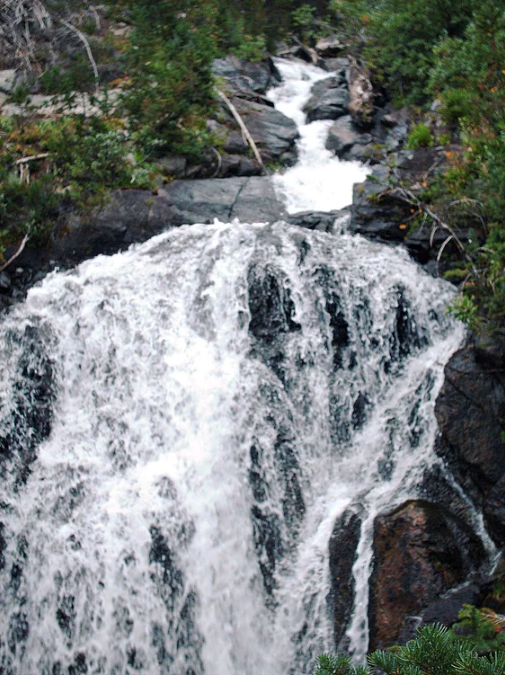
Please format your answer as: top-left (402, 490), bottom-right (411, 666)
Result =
top-left (406, 124), bottom-right (433, 149)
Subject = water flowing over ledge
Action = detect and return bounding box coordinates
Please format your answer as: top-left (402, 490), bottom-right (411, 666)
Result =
top-left (0, 219), bottom-right (465, 675)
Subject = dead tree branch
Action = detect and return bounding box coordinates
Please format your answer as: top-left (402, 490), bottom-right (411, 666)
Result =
top-left (0, 235), bottom-right (29, 273)
top-left (380, 185), bottom-right (480, 278)
top-left (15, 153), bottom-right (50, 164)
top-left (61, 19), bottom-right (99, 93)
top-left (216, 89), bottom-right (266, 174)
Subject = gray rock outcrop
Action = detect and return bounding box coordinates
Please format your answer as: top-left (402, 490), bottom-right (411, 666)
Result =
top-left (325, 115), bottom-right (372, 158)
top-left (303, 75), bottom-right (348, 123)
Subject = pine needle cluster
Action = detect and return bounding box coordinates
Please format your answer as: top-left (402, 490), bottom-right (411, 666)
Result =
top-left (316, 624), bottom-right (505, 675)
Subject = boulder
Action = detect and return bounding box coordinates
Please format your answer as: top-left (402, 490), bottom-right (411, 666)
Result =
top-left (325, 115), bottom-right (372, 158)
top-left (156, 156), bottom-right (188, 179)
top-left (217, 154), bottom-right (262, 178)
top-left (395, 146), bottom-right (448, 184)
top-left (435, 343), bottom-right (505, 546)
top-left (384, 122), bottom-right (409, 152)
top-left (368, 500), bottom-right (486, 650)
top-left (158, 176), bottom-right (286, 226)
top-left (277, 44), bottom-right (320, 65)
top-left (321, 57), bottom-right (349, 73)
top-left (315, 35), bottom-right (345, 58)
top-left (349, 164), bottom-right (412, 243)
top-left (212, 56), bottom-right (281, 96)
top-left (233, 98), bottom-right (299, 164)
top-left (223, 131), bottom-right (249, 155)
top-left (288, 208), bottom-right (350, 234)
top-left (303, 77), bottom-right (348, 123)
top-left (376, 108), bottom-right (410, 151)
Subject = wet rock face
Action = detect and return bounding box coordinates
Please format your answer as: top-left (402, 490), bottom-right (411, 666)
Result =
top-left (349, 152), bottom-right (451, 264)
top-left (248, 265), bottom-right (301, 343)
top-left (368, 499), bottom-right (486, 650)
top-left (0, 325), bottom-right (56, 486)
top-left (287, 208), bottom-right (350, 234)
top-left (435, 343), bottom-right (505, 546)
top-left (328, 506), bottom-right (363, 650)
top-left (350, 164), bottom-right (413, 244)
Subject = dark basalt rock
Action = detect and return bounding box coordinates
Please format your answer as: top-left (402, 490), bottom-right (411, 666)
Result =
top-left (222, 131), bottom-right (249, 155)
top-left (287, 208), bottom-right (350, 233)
top-left (212, 55), bottom-right (281, 96)
top-left (349, 157), bottom-right (449, 262)
top-left (248, 385), bottom-right (305, 601)
top-left (2, 177), bottom-right (288, 307)
top-left (350, 164), bottom-right (413, 243)
top-left (233, 98), bottom-right (299, 164)
top-left (379, 109), bottom-right (410, 152)
top-left (312, 266), bottom-right (352, 374)
top-left (325, 115), bottom-right (372, 159)
top-left (435, 342), bottom-right (505, 546)
top-left (387, 286), bottom-right (428, 367)
top-left (326, 291), bottom-right (350, 370)
top-left (0, 324), bottom-right (56, 487)
top-left (248, 265), bottom-right (301, 342)
top-left (215, 154), bottom-right (263, 178)
top-left (328, 505), bottom-right (363, 650)
top-left (160, 177), bottom-right (287, 226)
top-left (303, 77), bottom-right (348, 123)
top-left (368, 499), bottom-right (487, 650)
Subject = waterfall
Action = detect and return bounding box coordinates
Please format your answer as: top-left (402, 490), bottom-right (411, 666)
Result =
top-left (0, 61), bottom-right (465, 675)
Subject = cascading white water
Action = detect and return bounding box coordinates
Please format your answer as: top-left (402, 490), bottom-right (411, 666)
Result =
top-left (268, 59), bottom-right (370, 213)
top-left (0, 222), bottom-right (464, 675)
top-left (0, 61), bottom-right (468, 675)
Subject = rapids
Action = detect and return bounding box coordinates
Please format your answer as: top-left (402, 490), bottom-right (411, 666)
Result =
top-left (0, 60), bottom-right (468, 675)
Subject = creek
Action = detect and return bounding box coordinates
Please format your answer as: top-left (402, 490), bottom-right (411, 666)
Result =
top-left (0, 60), bottom-right (467, 675)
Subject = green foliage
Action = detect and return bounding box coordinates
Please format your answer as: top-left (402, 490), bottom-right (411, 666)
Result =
top-left (449, 605), bottom-right (505, 655)
top-left (231, 34), bottom-right (268, 62)
top-left (121, 0), bottom-right (218, 157)
top-left (331, 0), bottom-right (474, 104)
top-left (316, 624), bottom-right (505, 675)
top-left (329, 0), bottom-right (369, 45)
top-left (0, 171), bottom-right (61, 252)
top-left (292, 4), bottom-right (318, 41)
top-left (315, 653), bottom-right (369, 675)
top-left (0, 110), bottom-right (155, 256)
top-left (406, 124), bottom-right (433, 149)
